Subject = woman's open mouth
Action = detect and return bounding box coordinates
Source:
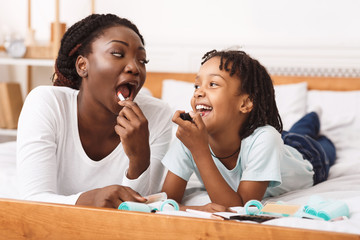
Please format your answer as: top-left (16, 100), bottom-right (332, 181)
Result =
top-left (116, 83), bottom-right (137, 101)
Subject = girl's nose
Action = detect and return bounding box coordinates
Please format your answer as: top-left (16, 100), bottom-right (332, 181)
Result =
top-left (194, 88), bottom-right (205, 98)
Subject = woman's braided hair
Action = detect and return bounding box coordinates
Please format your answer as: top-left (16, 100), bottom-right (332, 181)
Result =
top-left (201, 50), bottom-right (283, 139)
top-left (53, 14), bottom-right (144, 90)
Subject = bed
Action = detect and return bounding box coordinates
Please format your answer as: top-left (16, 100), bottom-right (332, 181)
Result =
top-left (1, 72), bottom-right (360, 239)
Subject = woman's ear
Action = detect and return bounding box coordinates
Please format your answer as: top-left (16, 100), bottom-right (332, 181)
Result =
top-left (75, 55), bottom-right (88, 78)
top-left (239, 95), bottom-right (253, 113)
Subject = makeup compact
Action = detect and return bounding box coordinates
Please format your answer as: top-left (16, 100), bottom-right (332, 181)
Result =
top-left (180, 112), bottom-right (192, 121)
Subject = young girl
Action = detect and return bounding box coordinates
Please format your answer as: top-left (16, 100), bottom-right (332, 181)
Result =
top-left (161, 50), bottom-right (336, 211)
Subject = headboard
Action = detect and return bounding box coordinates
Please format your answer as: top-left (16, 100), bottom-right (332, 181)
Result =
top-left (144, 72), bottom-right (360, 98)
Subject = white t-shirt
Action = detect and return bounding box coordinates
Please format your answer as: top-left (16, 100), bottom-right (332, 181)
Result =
top-left (17, 86), bottom-right (173, 205)
top-left (162, 125), bottom-right (314, 198)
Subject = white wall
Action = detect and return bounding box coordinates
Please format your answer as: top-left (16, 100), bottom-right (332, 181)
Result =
top-left (1, 0), bottom-right (360, 94)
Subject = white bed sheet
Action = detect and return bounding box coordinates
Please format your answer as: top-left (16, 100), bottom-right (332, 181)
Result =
top-left (0, 141), bottom-right (18, 199)
top-left (1, 140), bottom-right (359, 235)
top-left (181, 146), bottom-right (360, 235)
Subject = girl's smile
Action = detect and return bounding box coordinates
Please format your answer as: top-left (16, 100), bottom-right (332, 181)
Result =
top-left (195, 104), bottom-right (213, 117)
top-left (191, 57), bottom-right (244, 136)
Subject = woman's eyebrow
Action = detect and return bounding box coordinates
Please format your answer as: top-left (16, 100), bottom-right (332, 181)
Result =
top-left (106, 40), bottom-right (145, 51)
top-left (106, 40), bottom-right (128, 46)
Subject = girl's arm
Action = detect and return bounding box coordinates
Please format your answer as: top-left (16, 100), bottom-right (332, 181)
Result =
top-left (161, 171), bottom-right (187, 204)
top-left (161, 171), bottom-right (231, 212)
top-left (191, 148), bottom-right (268, 206)
top-left (174, 111), bottom-right (269, 207)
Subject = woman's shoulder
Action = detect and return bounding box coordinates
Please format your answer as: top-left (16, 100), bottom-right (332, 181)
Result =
top-left (135, 90), bottom-right (172, 117)
top-left (135, 90), bottom-right (168, 106)
top-left (28, 85), bottom-right (77, 98)
top-left (24, 86), bottom-right (78, 111)
top-left (134, 90), bottom-right (173, 136)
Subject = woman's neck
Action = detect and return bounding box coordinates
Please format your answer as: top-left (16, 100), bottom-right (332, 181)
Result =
top-left (77, 91), bottom-right (117, 136)
top-left (77, 92), bottom-right (120, 161)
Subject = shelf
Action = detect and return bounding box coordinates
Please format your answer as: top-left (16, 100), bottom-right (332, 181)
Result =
top-left (0, 57), bottom-right (54, 67)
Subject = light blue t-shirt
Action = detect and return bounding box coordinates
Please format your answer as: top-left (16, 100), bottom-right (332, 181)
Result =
top-left (161, 125), bottom-right (314, 198)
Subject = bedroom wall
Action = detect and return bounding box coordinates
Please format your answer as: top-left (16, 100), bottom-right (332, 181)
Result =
top-left (0, 0), bottom-right (360, 95)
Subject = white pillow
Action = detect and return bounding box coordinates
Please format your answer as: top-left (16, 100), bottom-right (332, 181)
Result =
top-left (307, 90), bottom-right (360, 161)
top-left (161, 79), bottom-right (194, 114)
top-left (161, 79), bottom-right (308, 131)
top-left (274, 82), bottom-right (308, 131)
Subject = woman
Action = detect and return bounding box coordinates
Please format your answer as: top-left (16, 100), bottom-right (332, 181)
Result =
top-left (16, 14), bottom-right (172, 208)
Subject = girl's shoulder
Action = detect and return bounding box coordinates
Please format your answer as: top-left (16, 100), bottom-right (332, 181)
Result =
top-left (247, 125), bottom-right (280, 139)
top-left (242, 125), bottom-right (282, 149)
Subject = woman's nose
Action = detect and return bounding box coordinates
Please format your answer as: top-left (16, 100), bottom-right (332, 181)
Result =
top-left (124, 59), bottom-right (140, 75)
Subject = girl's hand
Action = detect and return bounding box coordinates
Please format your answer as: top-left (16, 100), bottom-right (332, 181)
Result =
top-left (76, 185), bottom-right (146, 208)
top-left (181, 203), bottom-right (232, 213)
top-left (172, 110), bottom-right (209, 156)
top-left (115, 100), bottom-right (150, 179)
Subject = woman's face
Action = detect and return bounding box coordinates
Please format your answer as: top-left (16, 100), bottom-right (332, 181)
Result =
top-left (81, 25), bottom-right (147, 114)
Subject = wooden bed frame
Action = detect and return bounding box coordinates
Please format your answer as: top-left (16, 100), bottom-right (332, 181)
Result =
top-left (1, 72), bottom-right (360, 239)
top-left (0, 198), bottom-right (359, 240)
top-left (144, 72), bottom-right (360, 98)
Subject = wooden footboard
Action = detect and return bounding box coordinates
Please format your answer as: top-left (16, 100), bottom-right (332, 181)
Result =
top-left (0, 198), bottom-right (358, 240)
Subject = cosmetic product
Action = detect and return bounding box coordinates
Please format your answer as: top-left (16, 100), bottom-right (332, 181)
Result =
top-left (117, 91), bottom-right (125, 101)
top-left (180, 112), bottom-right (192, 121)
top-left (145, 192), bottom-right (167, 204)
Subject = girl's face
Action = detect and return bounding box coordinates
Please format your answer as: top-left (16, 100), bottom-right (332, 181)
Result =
top-left (191, 57), bottom-right (247, 135)
top-left (80, 25), bottom-right (147, 114)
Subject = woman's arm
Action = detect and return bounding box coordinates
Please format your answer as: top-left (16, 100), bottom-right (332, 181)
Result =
top-left (76, 185), bottom-right (146, 208)
top-left (16, 87), bottom-right (150, 208)
top-left (117, 96), bottom-right (173, 195)
top-left (115, 100), bottom-right (151, 179)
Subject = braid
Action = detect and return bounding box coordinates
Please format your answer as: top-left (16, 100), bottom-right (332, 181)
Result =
top-left (52, 14), bottom-right (144, 89)
top-left (201, 50), bottom-right (283, 139)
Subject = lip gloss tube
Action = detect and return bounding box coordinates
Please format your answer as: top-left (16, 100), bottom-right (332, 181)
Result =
top-left (144, 192), bottom-right (167, 204)
top-left (180, 112), bottom-right (192, 121)
top-left (117, 91), bottom-right (125, 101)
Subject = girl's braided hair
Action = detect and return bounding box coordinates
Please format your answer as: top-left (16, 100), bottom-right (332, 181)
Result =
top-left (201, 50), bottom-right (283, 139)
top-left (53, 14), bottom-right (144, 90)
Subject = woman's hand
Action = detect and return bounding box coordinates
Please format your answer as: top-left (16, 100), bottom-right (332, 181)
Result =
top-left (115, 100), bottom-right (150, 179)
top-left (76, 185), bottom-right (146, 208)
top-left (172, 111), bottom-right (209, 157)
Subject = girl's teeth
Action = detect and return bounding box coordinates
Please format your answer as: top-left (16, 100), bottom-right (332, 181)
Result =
top-left (196, 105), bottom-right (212, 110)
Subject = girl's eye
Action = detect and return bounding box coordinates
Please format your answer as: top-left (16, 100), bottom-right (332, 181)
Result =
top-left (111, 51), bottom-right (124, 58)
top-left (210, 82), bottom-right (218, 87)
top-left (194, 84), bottom-right (200, 90)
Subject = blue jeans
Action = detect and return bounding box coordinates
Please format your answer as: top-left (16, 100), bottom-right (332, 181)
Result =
top-left (281, 112), bottom-right (336, 185)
